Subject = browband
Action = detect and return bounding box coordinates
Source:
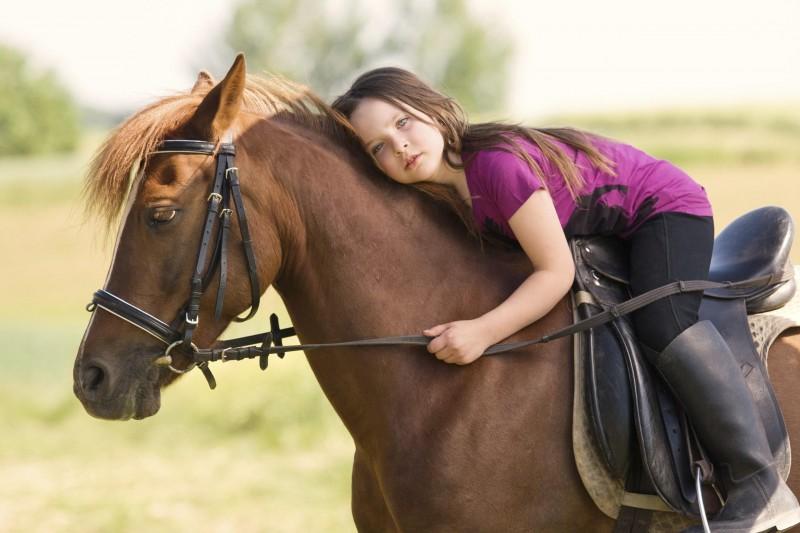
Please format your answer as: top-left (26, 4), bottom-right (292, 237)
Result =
top-left (150, 140), bottom-right (235, 156)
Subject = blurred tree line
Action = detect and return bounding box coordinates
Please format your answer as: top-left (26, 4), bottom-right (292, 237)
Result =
top-left (215, 0), bottom-right (514, 115)
top-left (0, 44), bottom-right (80, 156)
top-left (0, 0), bottom-right (511, 158)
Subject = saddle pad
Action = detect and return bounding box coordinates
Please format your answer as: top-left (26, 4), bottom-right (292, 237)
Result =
top-left (573, 265), bottom-right (800, 529)
top-left (750, 267), bottom-right (800, 362)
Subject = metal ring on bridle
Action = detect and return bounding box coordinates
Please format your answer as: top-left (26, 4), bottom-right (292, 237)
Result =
top-left (163, 340), bottom-right (199, 374)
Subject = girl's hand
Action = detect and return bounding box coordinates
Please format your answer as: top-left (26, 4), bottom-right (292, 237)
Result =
top-left (423, 319), bottom-right (495, 365)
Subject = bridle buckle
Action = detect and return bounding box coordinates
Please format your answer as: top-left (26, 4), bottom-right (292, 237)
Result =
top-left (220, 347), bottom-right (233, 362)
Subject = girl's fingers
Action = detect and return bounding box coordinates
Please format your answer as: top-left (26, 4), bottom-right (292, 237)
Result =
top-left (423, 323), bottom-right (451, 337)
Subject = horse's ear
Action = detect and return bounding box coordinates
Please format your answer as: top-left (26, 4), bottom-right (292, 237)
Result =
top-left (191, 70), bottom-right (215, 94)
top-left (187, 53), bottom-right (246, 140)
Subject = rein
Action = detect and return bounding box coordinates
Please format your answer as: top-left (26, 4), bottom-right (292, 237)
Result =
top-left (86, 138), bottom-right (794, 390)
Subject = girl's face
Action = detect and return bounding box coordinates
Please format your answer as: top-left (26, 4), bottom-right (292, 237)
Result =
top-left (349, 97), bottom-right (445, 185)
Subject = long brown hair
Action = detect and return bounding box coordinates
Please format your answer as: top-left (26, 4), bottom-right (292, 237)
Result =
top-left (331, 67), bottom-right (617, 241)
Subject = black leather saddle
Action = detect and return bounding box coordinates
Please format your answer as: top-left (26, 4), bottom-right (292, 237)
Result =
top-left (570, 206), bottom-right (796, 518)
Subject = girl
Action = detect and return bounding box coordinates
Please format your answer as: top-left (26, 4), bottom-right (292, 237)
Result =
top-left (332, 67), bottom-right (800, 532)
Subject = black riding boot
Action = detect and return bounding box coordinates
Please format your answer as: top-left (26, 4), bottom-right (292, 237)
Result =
top-left (650, 320), bottom-right (800, 533)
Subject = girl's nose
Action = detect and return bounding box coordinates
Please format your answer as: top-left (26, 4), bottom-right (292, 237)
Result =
top-left (395, 142), bottom-right (408, 156)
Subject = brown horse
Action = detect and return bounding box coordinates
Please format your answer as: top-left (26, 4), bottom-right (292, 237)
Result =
top-left (73, 55), bottom-right (800, 531)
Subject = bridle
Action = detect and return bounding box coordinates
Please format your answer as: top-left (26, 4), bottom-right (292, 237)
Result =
top-left (85, 138), bottom-right (792, 390)
top-left (86, 138), bottom-right (294, 388)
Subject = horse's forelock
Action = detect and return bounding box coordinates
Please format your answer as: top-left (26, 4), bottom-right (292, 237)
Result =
top-left (83, 73), bottom-right (361, 233)
top-left (83, 94), bottom-right (202, 230)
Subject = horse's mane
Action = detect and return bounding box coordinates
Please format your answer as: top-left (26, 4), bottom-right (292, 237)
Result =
top-left (84, 74), bottom-right (363, 227)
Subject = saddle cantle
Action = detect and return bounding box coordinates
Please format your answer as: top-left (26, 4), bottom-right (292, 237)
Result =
top-left (570, 206), bottom-right (796, 525)
top-left (707, 206), bottom-right (796, 312)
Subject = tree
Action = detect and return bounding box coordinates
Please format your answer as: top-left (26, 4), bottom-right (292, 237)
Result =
top-left (0, 44), bottom-right (80, 156)
top-left (218, 0), bottom-right (514, 115)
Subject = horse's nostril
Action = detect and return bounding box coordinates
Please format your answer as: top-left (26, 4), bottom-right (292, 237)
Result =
top-left (83, 365), bottom-right (106, 393)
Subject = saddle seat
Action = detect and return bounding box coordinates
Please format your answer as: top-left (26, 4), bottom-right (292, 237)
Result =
top-left (570, 206), bottom-right (796, 524)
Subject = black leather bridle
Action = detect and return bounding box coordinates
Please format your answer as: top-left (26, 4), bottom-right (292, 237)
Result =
top-left (87, 139), bottom-right (295, 388)
top-left (85, 138), bottom-right (792, 390)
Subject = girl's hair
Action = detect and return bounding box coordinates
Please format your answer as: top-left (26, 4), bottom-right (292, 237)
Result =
top-left (331, 67), bottom-right (617, 241)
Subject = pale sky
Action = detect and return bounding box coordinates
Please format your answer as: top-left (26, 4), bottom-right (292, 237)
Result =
top-left (2, 0), bottom-right (799, 119)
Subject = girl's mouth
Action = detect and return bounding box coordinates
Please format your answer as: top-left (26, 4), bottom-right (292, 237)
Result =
top-left (405, 154), bottom-right (420, 170)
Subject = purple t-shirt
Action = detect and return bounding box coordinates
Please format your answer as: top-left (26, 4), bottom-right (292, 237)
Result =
top-left (463, 135), bottom-right (712, 240)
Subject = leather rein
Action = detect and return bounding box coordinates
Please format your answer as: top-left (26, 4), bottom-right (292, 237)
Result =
top-left (85, 138), bottom-right (793, 390)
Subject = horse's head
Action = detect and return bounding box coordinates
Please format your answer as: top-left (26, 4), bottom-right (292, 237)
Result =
top-left (74, 55), bottom-right (282, 420)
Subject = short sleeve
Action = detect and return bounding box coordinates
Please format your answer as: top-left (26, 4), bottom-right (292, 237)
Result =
top-left (481, 150), bottom-right (545, 221)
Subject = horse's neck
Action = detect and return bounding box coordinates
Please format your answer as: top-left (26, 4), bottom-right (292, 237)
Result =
top-left (248, 121), bottom-right (532, 439)
top-left (270, 134), bottom-right (514, 331)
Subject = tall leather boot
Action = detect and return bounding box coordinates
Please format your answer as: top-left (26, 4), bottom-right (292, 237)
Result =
top-left (650, 320), bottom-right (800, 533)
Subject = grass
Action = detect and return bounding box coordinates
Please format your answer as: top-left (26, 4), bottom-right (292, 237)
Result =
top-left (2, 415), bottom-right (354, 532)
top-left (1, 102), bottom-right (799, 532)
top-left (0, 310), bottom-right (357, 533)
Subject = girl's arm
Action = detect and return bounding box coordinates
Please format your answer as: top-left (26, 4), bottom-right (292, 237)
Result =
top-left (480, 188), bottom-right (575, 343)
top-left (425, 189), bottom-right (574, 364)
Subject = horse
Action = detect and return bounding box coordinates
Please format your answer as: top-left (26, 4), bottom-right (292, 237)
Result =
top-left (73, 54), bottom-right (800, 532)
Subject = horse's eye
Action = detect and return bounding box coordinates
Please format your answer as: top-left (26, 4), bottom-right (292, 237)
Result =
top-left (150, 209), bottom-right (177, 225)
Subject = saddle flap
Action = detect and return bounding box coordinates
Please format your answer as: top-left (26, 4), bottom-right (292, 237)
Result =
top-left (581, 305), bottom-right (633, 478)
top-left (571, 238), bottom-right (697, 514)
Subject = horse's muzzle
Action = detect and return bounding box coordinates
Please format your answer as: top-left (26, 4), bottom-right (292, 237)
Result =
top-left (73, 346), bottom-right (162, 420)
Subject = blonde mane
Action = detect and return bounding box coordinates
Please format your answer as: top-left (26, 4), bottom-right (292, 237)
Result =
top-left (84, 74), bottom-right (357, 226)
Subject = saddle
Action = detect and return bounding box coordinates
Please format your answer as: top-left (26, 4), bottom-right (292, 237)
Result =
top-left (570, 206), bottom-right (796, 526)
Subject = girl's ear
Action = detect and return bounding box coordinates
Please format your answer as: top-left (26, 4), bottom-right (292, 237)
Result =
top-left (185, 53), bottom-right (246, 141)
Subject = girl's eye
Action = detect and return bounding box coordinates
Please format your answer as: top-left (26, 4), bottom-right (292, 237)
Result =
top-left (371, 143), bottom-right (384, 155)
top-left (150, 208), bottom-right (177, 225)
top-left (397, 117), bottom-right (408, 128)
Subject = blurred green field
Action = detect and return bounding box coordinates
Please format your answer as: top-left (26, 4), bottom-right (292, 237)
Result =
top-left (1, 104), bottom-right (799, 532)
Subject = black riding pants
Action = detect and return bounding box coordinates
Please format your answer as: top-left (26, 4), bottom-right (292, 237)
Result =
top-left (627, 212), bottom-right (715, 354)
